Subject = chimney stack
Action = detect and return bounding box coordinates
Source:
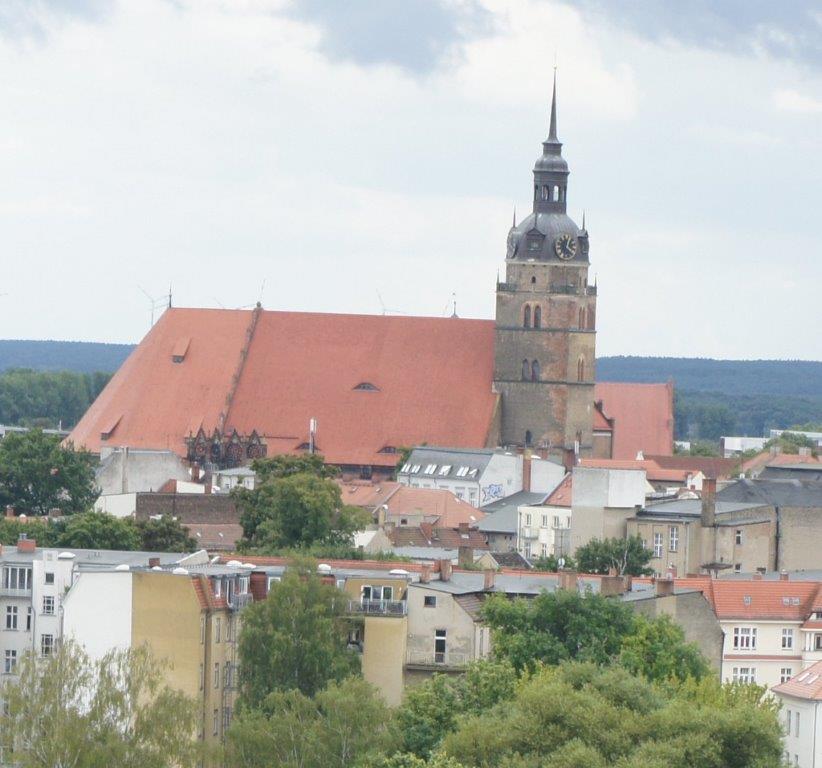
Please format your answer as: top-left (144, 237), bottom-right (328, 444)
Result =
top-left (701, 478), bottom-right (717, 528)
top-left (483, 569), bottom-right (496, 591)
top-left (458, 521), bottom-right (469, 535)
top-left (17, 534), bottom-right (36, 553)
top-left (780, 570), bottom-right (790, 582)
top-left (420, 564), bottom-right (431, 584)
top-left (600, 574), bottom-right (627, 597)
top-left (558, 570), bottom-right (578, 592)
top-left (440, 559), bottom-right (452, 582)
top-left (655, 576), bottom-right (675, 597)
top-left (522, 456), bottom-right (532, 492)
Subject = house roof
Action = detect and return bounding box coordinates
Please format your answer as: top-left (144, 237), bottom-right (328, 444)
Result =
top-left (578, 457), bottom-right (692, 483)
top-left (594, 382), bottom-right (674, 460)
top-left (741, 450), bottom-right (822, 476)
top-left (68, 308), bottom-right (499, 467)
top-left (641, 499), bottom-right (768, 519)
top-left (398, 447), bottom-right (498, 480)
top-left (184, 523), bottom-right (243, 551)
top-left (337, 480), bottom-right (402, 510)
top-left (544, 473), bottom-right (572, 507)
top-left (476, 491), bottom-right (549, 534)
top-left (773, 661), bottom-right (822, 701)
top-left (646, 454), bottom-right (739, 479)
top-left (388, 525), bottom-right (489, 550)
top-left (718, 478), bottom-right (822, 507)
top-left (384, 486), bottom-right (485, 527)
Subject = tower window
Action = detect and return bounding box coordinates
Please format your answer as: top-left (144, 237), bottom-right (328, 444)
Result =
top-left (541, 185), bottom-right (550, 200)
top-left (531, 276), bottom-right (536, 284)
top-left (552, 186), bottom-right (559, 202)
top-left (533, 305), bottom-right (541, 329)
top-left (523, 305), bottom-right (531, 328)
top-left (521, 359), bottom-right (530, 381)
top-left (578, 307), bottom-right (586, 329)
top-left (531, 360), bottom-right (540, 381)
top-left (525, 430), bottom-right (533, 446)
top-left (577, 356), bottom-right (585, 382)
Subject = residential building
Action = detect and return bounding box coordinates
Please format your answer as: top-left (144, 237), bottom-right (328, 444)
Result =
top-left (214, 466), bottom-right (256, 492)
top-left (516, 473), bottom-right (572, 560)
top-left (773, 661), bottom-right (822, 768)
top-left (578, 456), bottom-right (701, 494)
top-left (476, 490), bottom-right (550, 552)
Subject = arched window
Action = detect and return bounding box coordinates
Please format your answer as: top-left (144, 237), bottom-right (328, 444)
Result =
top-left (553, 186), bottom-right (559, 202)
top-left (534, 184), bottom-right (539, 199)
top-left (531, 276), bottom-right (536, 284)
top-left (523, 305), bottom-right (531, 328)
top-left (531, 359), bottom-right (540, 381)
top-left (533, 305), bottom-right (541, 329)
top-left (541, 185), bottom-right (550, 200)
top-left (522, 359), bottom-right (530, 380)
top-left (559, 187), bottom-right (566, 202)
top-left (579, 307), bottom-right (585, 329)
top-left (577, 356), bottom-right (585, 382)
top-left (525, 430), bottom-right (533, 446)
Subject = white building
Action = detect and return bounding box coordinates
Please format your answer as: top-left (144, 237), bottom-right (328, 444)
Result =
top-left (517, 473), bottom-right (572, 561)
top-left (214, 466), bottom-right (256, 492)
top-left (773, 661), bottom-right (822, 768)
top-left (721, 436), bottom-right (769, 458)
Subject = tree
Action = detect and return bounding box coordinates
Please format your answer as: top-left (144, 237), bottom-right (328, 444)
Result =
top-left (250, 453), bottom-right (339, 483)
top-left (575, 535), bottom-right (653, 576)
top-left (480, 590), bottom-right (637, 672)
top-left (440, 663), bottom-right (785, 768)
top-left (0, 429), bottom-right (98, 516)
top-left (236, 465), bottom-right (368, 550)
top-left (53, 511), bottom-right (141, 550)
top-left (619, 614), bottom-right (710, 683)
top-left (0, 640), bottom-right (199, 768)
top-left (136, 514), bottom-right (197, 552)
top-left (226, 676), bottom-right (396, 768)
top-left (237, 561), bottom-right (359, 705)
top-left (532, 554), bottom-right (576, 572)
top-left (765, 431), bottom-right (818, 456)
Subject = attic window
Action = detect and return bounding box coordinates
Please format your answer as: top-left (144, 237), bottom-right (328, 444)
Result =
top-left (171, 337), bottom-right (191, 363)
top-left (467, 468), bottom-right (478, 478)
top-left (400, 463), bottom-right (411, 473)
top-left (424, 464), bottom-right (437, 474)
top-left (100, 414), bottom-right (122, 441)
top-left (743, 595), bottom-right (752, 605)
top-left (438, 465), bottom-right (451, 476)
top-left (296, 442), bottom-right (318, 451)
top-left (456, 466), bottom-right (470, 477)
top-left (410, 465), bottom-right (421, 474)
top-left (379, 445), bottom-right (398, 454)
top-left (353, 382), bottom-right (379, 391)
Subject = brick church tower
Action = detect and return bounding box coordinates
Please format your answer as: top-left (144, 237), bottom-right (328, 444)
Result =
top-left (494, 75), bottom-right (596, 454)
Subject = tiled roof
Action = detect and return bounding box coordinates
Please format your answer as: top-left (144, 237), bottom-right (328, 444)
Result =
top-left (337, 480), bottom-right (401, 509)
top-left (388, 525), bottom-right (488, 550)
top-left (742, 451), bottom-right (822, 475)
top-left (69, 308), bottom-right (499, 467)
top-left (594, 382), bottom-right (674, 460)
top-left (579, 457), bottom-right (691, 483)
top-left (646, 454), bottom-right (739, 479)
top-left (544, 473), bottom-right (572, 507)
top-left (718, 478), bottom-right (822, 507)
top-left (773, 661), bottom-right (822, 700)
top-left (384, 486), bottom-right (485, 527)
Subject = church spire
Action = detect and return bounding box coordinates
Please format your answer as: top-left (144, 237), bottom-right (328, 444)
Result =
top-left (548, 67), bottom-right (558, 142)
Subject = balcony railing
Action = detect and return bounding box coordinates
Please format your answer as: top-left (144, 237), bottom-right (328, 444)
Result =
top-left (0, 587), bottom-right (32, 599)
top-left (348, 599), bottom-right (407, 617)
top-left (232, 593), bottom-right (253, 610)
top-left (405, 650), bottom-right (469, 669)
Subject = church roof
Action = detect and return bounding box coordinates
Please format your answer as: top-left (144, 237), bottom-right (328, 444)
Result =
top-left (68, 308), bottom-right (499, 468)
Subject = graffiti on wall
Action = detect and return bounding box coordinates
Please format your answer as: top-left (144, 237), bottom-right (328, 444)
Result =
top-left (481, 483), bottom-right (504, 504)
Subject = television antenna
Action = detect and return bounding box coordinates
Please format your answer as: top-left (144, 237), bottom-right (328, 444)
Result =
top-left (138, 286), bottom-right (171, 328)
top-left (376, 290), bottom-right (406, 316)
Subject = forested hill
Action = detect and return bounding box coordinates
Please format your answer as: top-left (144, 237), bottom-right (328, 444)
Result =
top-left (0, 340), bottom-right (133, 373)
top-left (597, 357), bottom-right (822, 399)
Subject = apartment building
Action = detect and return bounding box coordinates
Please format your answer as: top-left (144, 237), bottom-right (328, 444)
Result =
top-left (516, 473), bottom-right (572, 560)
top-left (773, 661), bottom-right (822, 768)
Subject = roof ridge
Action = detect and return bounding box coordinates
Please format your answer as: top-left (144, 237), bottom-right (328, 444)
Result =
top-left (219, 304), bottom-right (263, 433)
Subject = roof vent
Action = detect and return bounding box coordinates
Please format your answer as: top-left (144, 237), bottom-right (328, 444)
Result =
top-left (318, 563), bottom-right (332, 573)
top-left (353, 382), bottom-right (379, 391)
top-left (743, 595), bottom-right (752, 605)
top-left (226, 560), bottom-right (243, 568)
top-left (57, 552), bottom-right (76, 560)
top-left (115, 564), bottom-right (130, 571)
top-left (172, 567), bottom-right (189, 575)
top-left (171, 337), bottom-right (191, 363)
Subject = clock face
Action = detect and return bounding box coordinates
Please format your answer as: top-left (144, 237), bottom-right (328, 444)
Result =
top-left (506, 229), bottom-right (517, 258)
top-left (554, 234), bottom-right (578, 260)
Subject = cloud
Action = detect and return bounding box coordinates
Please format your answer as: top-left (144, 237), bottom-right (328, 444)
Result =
top-left (559, 0), bottom-right (822, 69)
top-left (282, 0), bottom-right (495, 74)
top-left (774, 88), bottom-right (822, 114)
top-left (0, 0), bottom-right (111, 39)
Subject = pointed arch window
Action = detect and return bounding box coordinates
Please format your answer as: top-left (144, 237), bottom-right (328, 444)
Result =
top-left (531, 360), bottom-right (540, 381)
top-left (577, 356), bottom-right (585, 382)
top-left (523, 305), bottom-right (531, 328)
top-left (521, 359), bottom-right (530, 381)
top-left (541, 185), bottom-right (550, 201)
top-left (579, 307), bottom-right (586, 329)
top-left (525, 430), bottom-right (533, 446)
top-left (533, 305), bottom-right (541, 329)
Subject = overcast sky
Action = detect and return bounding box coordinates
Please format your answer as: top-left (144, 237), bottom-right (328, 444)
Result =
top-left (0, 0), bottom-right (820, 359)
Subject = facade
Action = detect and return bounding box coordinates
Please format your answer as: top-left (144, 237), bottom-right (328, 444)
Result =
top-left (773, 661), bottom-right (822, 768)
top-left (493, 75), bottom-right (596, 454)
top-left (476, 490), bottom-right (551, 552)
top-left (517, 473), bottom-right (572, 560)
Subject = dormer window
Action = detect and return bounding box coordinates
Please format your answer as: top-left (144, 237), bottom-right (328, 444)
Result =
top-left (353, 382), bottom-right (379, 391)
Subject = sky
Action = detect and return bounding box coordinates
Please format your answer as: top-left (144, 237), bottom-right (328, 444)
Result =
top-left (0, 0), bottom-right (820, 360)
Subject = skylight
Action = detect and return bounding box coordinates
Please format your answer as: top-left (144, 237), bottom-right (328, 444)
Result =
top-left (424, 464), bottom-right (438, 474)
top-left (456, 466), bottom-right (470, 477)
top-left (410, 465), bottom-right (421, 474)
top-left (401, 463), bottom-right (411, 473)
top-left (439, 465), bottom-right (452, 476)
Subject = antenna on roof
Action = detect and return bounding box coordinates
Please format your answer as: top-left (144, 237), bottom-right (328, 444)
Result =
top-left (168, 284), bottom-right (173, 309)
top-left (257, 279), bottom-right (266, 307)
top-left (376, 290), bottom-right (407, 316)
top-left (443, 292), bottom-right (457, 318)
top-left (138, 286), bottom-right (169, 329)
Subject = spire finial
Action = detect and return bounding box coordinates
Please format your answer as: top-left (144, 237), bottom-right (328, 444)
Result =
top-left (512, 206), bottom-right (517, 228)
top-left (548, 64), bottom-right (558, 141)
top-left (582, 210), bottom-right (586, 231)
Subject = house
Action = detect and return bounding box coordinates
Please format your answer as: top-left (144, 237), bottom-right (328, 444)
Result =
top-left (96, 446), bottom-right (193, 496)
top-left (476, 491), bottom-right (550, 552)
top-left (516, 473), bottom-right (572, 561)
top-left (773, 661), bottom-right (822, 768)
top-left (213, 466), bottom-right (256, 492)
top-left (578, 456), bottom-right (701, 494)
top-left (379, 486), bottom-right (486, 529)
top-left (721, 436), bottom-right (769, 458)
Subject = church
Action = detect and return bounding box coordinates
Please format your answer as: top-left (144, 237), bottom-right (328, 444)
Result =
top-left (68, 80), bottom-right (673, 477)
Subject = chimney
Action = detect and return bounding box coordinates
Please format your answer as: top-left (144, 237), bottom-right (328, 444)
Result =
top-left (420, 564), bottom-right (431, 584)
top-left (440, 559), bottom-right (452, 582)
top-left (377, 504), bottom-right (388, 527)
top-left (558, 570), bottom-right (578, 592)
top-left (562, 448), bottom-right (576, 472)
top-left (701, 478), bottom-right (716, 528)
top-left (5, 505), bottom-right (13, 519)
top-left (458, 521), bottom-right (469, 535)
top-left (523, 456), bottom-right (532, 492)
top-left (17, 535), bottom-right (36, 553)
top-left (780, 570), bottom-right (790, 582)
top-left (752, 573), bottom-right (763, 581)
top-left (458, 546), bottom-right (474, 568)
top-left (666, 565), bottom-right (678, 579)
top-left (655, 576), bottom-right (675, 597)
top-left (483, 569), bottom-right (496, 591)
top-left (600, 574), bottom-right (627, 597)
top-left (148, 557), bottom-right (160, 568)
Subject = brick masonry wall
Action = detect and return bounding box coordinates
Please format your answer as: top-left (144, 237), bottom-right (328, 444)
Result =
top-left (134, 493), bottom-right (239, 524)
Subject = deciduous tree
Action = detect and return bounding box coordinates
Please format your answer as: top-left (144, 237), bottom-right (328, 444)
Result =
top-left (575, 535), bottom-right (653, 576)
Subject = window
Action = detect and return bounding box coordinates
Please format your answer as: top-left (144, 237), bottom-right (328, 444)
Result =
top-left (541, 515), bottom-right (548, 528)
top-left (468, 490), bottom-right (477, 506)
top-left (223, 707), bottom-right (232, 732)
top-left (424, 464), bottom-right (437, 475)
top-left (787, 710), bottom-right (792, 733)
top-left (553, 515), bottom-right (561, 528)
top-left (782, 628), bottom-right (794, 650)
top-left (653, 533), bottom-right (663, 559)
top-left (522, 359), bottom-right (530, 380)
top-left (26, 607), bottom-right (31, 631)
top-left (214, 617), bottom-right (221, 643)
top-left (42, 596), bottom-right (55, 615)
top-left (734, 564), bottom-right (742, 573)
top-left (44, 572), bottom-right (54, 585)
top-left (579, 307), bottom-right (586, 329)
top-left (735, 529), bottom-right (743, 545)
top-left (213, 708), bottom-right (219, 736)
top-left (3, 650), bottom-right (16, 674)
top-left (733, 627), bottom-right (757, 650)
top-left (531, 276), bottom-right (536, 284)
top-left (362, 585), bottom-right (393, 602)
top-left (533, 305), bottom-right (541, 329)
top-left (523, 305), bottom-right (531, 328)
top-left (424, 596), bottom-right (437, 608)
top-left (41, 634), bottom-right (54, 657)
top-left (541, 543), bottom-right (548, 557)
top-left (731, 666), bottom-right (755, 684)
top-left (199, 663), bottom-right (204, 691)
top-left (525, 513), bottom-right (532, 526)
top-left (410, 465), bottom-right (421, 474)
top-left (669, 526), bottom-right (679, 552)
top-left (541, 185), bottom-right (549, 200)
top-left (200, 617), bottom-right (205, 644)
top-left (781, 668), bottom-right (794, 683)
top-left (434, 629), bottom-right (447, 664)
top-left (439, 465), bottom-right (451, 476)
top-left (525, 430), bottom-right (533, 446)
top-left (5, 606), bottom-right (18, 630)
top-left (224, 662), bottom-right (232, 688)
top-left (524, 542), bottom-right (532, 558)
top-left (577, 356), bottom-right (585, 382)
top-left (531, 360), bottom-right (540, 381)
top-left (796, 711), bottom-right (800, 737)
top-left (214, 663), bottom-right (220, 689)
top-left (2, 566), bottom-right (32, 591)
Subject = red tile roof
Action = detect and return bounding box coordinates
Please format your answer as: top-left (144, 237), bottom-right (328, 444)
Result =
top-left (578, 457), bottom-right (691, 483)
top-left (646, 454), bottom-right (738, 479)
top-left (773, 661), bottom-right (822, 700)
top-left (69, 308), bottom-right (499, 468)
top-left (384, 486), bottom-right (485, 527)
top-left (337, 480), bottom-right (402, 509)
top-left (594, 382), bottom-right (674, 460)
top-left (742, 450), bottom-right (822, 475)
top-left (544, 473), bottom-right (572, 507)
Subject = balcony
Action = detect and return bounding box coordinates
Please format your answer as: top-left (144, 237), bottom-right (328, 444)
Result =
top-left (0, 587), bottom-right (32, 599)
top-left (405, 650), bottom-right (469, 670)
top-left (348, 599), bottom-right (407, 617)
top-left (232, 593), bottom-right (253, 610)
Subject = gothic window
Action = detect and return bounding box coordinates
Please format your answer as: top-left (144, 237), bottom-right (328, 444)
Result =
top-left (525, 430), bottom-right (533, 446)
top-left (577, 356), bottom-right (585, 382)
top-left (533, 305), bottom-right (541, 329)
top-left (521, 359), bottom-right (530, 380)
top-left (531, 360), bottom-right (540, 381)
top-left (579, 307), bottom-right (586, 328)
top-left (531, 276), bottom-right (536, 284)
top-left (523, 305), bottom-right (531, 328)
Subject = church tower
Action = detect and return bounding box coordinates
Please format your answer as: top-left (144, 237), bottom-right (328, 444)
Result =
top-left (493, 74), bottom-right (596, 454)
